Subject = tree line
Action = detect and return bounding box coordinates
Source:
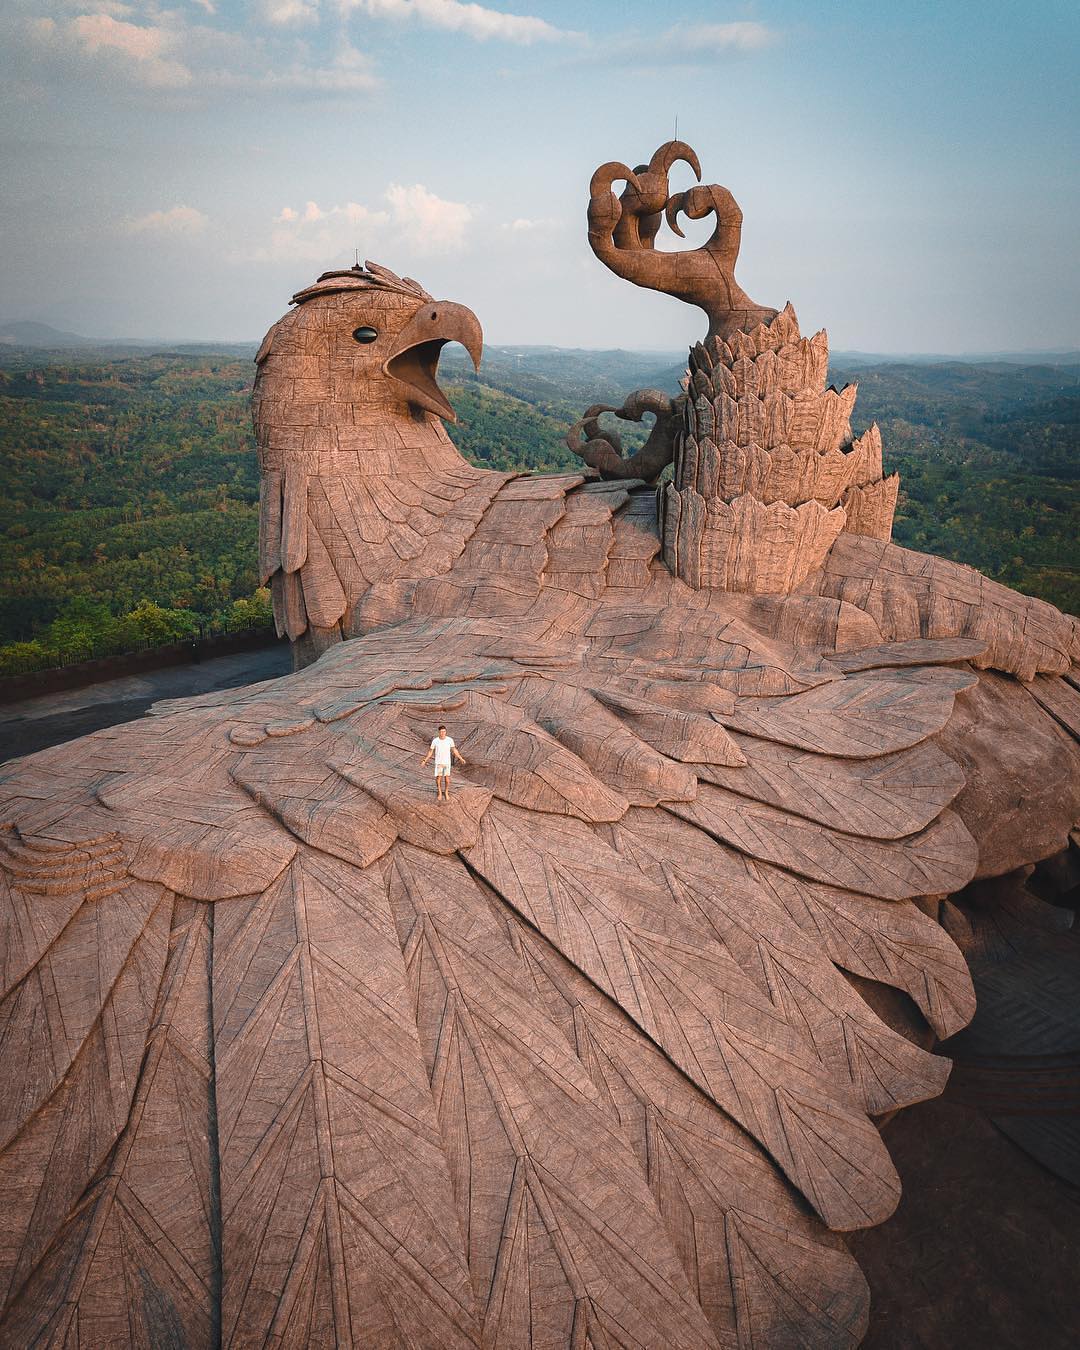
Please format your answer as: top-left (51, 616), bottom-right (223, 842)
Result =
top-left (0, 349), bottom-right (1075, 674)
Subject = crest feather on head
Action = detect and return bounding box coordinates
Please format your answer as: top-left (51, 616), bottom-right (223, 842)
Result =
top-left (291, 260), bottom-right (432, 307)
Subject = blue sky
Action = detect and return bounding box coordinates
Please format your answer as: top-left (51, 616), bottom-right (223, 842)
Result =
top-left (2, 0), bottom-right (1077, 351)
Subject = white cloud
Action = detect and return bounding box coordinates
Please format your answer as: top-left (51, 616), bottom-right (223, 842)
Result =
top-left (50, 0), bottom-right (139, 17)
top-left (257, 0), bottom-right (319, 25)
top-left (252, 182), bottom-right (473, 262)
top-left (125, 205), bottom-right (209, 234)
top-left (61, 13), bottom-right (194, 87)
top-left (23, 10), bottom-right (378, 97)
top-left (600, 20), bottom-right (780, 70)
top-left (253, 199), bottom-right (390, 261)
top-left (228, 40), bottom-right (377, 91)
top-left (670, 22), bottom-right (777, 53)
top-left (70, 12), bottom-right (159, 57)
top-left (276, 200), bottom-right (378, 226)
top-left (501, 216), bottom-right (557, 232)
top-left (346, 0), bottom-right (576, 44)
top-left (385, 182), bottom-right (472, 253)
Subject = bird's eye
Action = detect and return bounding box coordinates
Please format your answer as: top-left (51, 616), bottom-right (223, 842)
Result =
top-left (352, 326), bottom-right (379, 344)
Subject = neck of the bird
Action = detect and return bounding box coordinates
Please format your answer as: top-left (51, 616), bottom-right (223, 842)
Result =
top-left (255, 402), bottom-right (474, 482)
top-left (329, 401), bottom-right (474, 479)
top-left (258, 395), bottom-right (506, 665)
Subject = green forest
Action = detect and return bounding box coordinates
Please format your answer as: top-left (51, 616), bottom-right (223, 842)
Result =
top-left (0, 342), bottom-right (1076, 675)
top-left (832, 359), bottom-right (1080, 615)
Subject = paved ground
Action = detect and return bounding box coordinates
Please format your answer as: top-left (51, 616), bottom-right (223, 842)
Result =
top-left (0, 643), bottom-right (292, 763)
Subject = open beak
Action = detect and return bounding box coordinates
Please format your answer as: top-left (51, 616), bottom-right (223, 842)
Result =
top-left (382, 300), bottom-right (483, 423)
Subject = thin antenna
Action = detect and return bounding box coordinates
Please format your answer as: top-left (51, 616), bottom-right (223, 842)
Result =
top-left (674, 114), bottom-right (678, 141)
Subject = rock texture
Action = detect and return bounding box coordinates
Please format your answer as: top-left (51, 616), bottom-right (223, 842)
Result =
top-left (812, 534), bottom-right (1080, 680)
top-left (586, 141), bottom-right (778, 343)
top-left (0, 614), bottom-right (988, 1347)
top-left (253, 262), bottom-right (509, 665)
top-left (1, 141), bottom-right (1078, 1347)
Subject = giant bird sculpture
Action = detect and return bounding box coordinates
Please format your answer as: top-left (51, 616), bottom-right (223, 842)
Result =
top-left (1, 143), bottom-right (1079, 1347)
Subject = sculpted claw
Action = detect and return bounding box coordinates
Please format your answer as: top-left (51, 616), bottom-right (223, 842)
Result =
top-left (566, 390), bottom-right (679, 483)
top-left (587, 139), bottom-right (778, 342)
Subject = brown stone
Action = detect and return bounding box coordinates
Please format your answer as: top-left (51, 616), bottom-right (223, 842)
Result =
top-left (1, 146), bottom-right (1078, 1347)
top-left (937, 669), bottom-right (1080, 877)
top-left (587, 141), bottom-right (778, 344)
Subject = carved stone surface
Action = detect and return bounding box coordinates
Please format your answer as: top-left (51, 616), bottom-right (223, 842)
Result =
top-left (936, 670), bottom-right (1080, 877)
top-left (812, 534), bottom-right (1080, 681)
top-left (575, 144), bottom-right (906, 588)
top-left (656, 309), bottom-right (905, 592)
top-left (565, 390), bottom-right (678, 484)
top-left (1, 148), bottom-right (1079, 1347)
top-left (253, 262), bottom-right (510, 661)
top-left (587, 142), bottom-right (778, 343)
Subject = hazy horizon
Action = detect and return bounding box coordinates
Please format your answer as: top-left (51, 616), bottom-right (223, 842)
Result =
top-left (2, 319), bottom-right (1078, 363)
top-left (3, 0), bottom-right (1077, 354)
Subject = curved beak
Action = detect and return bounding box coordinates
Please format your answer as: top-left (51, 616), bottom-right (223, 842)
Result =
top-left (382, 300), bottom-right (483, 423)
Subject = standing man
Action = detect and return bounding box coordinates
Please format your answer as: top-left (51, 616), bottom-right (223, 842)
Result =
top-left (421, 725), bottom-right (466, 801)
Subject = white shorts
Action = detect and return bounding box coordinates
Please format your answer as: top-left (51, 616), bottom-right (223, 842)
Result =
top-left (434, 764), bottom-right (451, 777)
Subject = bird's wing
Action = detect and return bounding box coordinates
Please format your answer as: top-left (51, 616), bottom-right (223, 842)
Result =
top-left (1, 566), bottom-right (990, 1347)
top-left (265, 462), bottom-right (516, 642)
top-left (0, 709), bottom-right (298, 1345)
top-left (811, 533), bottom-right (1080, 681)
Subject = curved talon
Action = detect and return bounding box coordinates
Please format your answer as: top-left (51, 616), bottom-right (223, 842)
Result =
top-left (609, 143), bottom-right (706, 253)
top-left (586, 425), bottom-right (624, 454)
top-left (620, 388), bottom-right (673, 421)
top-left (665, 194), bottom-right (687, 239)
top-left (570, 405), bottom-right (624, 458)
top-left (589, 161), bottom-right (641, 204)
top-left (689, 183), bottom-right (742, 224)
top-left (565, 427), bottom-right (630, 478)
top-left (648, 140), bottom-right (702, 183)
top-left (567, 411), bottom-right (617, 456)
top-left (616, 171), bottom-right (667, 251)
top-left (635, 203), bottom-right (665, 250)
top-left (567, 389), bottom-right (681, 484)
top-left (581, 404), bottom-right (621, 447)
top-left (589, 163), bottom-right (642, 242)
top-left (665, 183), bottom-right (742, 240)
top-left (587, 140), bottom-right (778, 342)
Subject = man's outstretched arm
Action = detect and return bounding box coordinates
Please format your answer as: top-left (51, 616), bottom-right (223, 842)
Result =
top-left (452, 746), bottom-right (467, 765)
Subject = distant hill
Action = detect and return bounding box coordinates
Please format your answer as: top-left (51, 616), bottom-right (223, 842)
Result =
top-left (441, 344), bottom-right (685, 407)
top-left (0, 347), bottom-right (1076, 673)
top-left (0, 320), bottom-right (94, 348)
top-left (4, 321), bottom-right (1075, 369)
top-left (0, 328), bottom-right (258, 361)
top-left (832, 347), bottom-right (1080, 367)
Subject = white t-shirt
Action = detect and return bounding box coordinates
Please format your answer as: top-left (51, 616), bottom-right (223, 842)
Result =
top-left (430, 736), bottom-right (455, 769)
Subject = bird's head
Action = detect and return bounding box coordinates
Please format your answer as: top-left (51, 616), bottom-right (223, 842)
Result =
top-left (253, 261), bottom-right (483, 437)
